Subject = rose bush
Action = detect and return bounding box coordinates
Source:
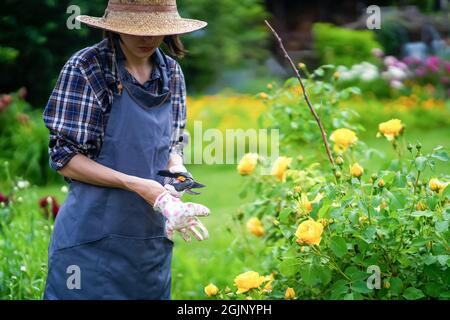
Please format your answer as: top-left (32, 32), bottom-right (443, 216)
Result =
top-left (206, 67), bottom-right (449, 300)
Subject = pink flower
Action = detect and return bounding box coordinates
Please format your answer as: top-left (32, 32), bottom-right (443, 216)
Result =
top-left (425, 56), bottom-right (440, 73)
top-left (403, 56), bottom-right (421, 66)
top-left (416, 67), bottom-right (426, 77)
top-left (384, 56), bottom-right (398, 66)
top-left (390, 79), bottom-right (404, 89)
top-left (371, 48), bottom-right (384, 58)
top-left (444, 62), bottom-right (450, 74)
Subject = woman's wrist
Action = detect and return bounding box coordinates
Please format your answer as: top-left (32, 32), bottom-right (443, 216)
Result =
top-left (121, 175), bottom-right (166, 204)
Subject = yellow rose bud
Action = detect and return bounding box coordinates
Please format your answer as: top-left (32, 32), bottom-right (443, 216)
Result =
top-left (378, 178), bottom-right (385, 188)
top-left (267, 83), bottom-right (273, 90)
top-left (298, 63), bottom-right (305, 69)
top-left (285, 287), bottom-right (296, 300)
top-left (224, 286), bottom-right (231, 294)
top-left (383, 281), bottom-right (391, 289)
top-left (318, 218), bottom-right (328, 227)
top-left (246, 217), bottom-right (265, 237)
top-left (204, 283), bottom-right (219, 297)
top-left (234, 271), bottom-right (266, 294)
top-left (416, 202), bottom-right (426, 211)
top-left (237, 153), bottom-right (258, 175)
top-left (333, 71), bottom-right (340, 79)
top-left (336, 156), bottom-right (344, 166)
top-left (294, 186), bottom-right (302, 193)
top-left (295, 219), bottom-right (323, 245)
top-left (350, 163), bottom-right (364, 178)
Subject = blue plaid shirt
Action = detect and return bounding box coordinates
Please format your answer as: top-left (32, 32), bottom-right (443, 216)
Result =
top-left (43, 38), bottom-right (186, 181)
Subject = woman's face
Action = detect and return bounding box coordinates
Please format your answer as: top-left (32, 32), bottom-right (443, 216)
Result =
top-left (119, 33), bottom-right (165, 59)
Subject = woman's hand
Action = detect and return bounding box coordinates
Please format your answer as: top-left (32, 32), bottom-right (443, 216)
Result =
top-left (125, 176), bottom-right (167, 205)
top-left (153, 191), bottom-right (210, 241)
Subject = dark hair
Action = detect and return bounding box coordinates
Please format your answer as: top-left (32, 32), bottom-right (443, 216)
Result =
top-left (103, 30), bottom-right (188, 59)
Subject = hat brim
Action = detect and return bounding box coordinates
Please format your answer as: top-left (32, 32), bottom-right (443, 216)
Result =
top-left (76, 15), bottom-right (207, 36)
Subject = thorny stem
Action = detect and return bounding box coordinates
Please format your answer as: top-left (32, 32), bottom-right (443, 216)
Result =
top-left (265, 20), bottom-right (335, 169)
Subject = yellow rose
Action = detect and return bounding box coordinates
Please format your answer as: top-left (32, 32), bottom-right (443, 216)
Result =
top-left (378, 119), bottom-right (404, 141)
top-left (234, 271), bottom-right (266, 294)
top-left (330, 128), bottom-right (358, 152)
top-left (295, 219), bottom-right (324, 245)
top-left (204, 283), bottom-right (219, 297)
top-left (246, 217), bottom-right (265, 237)
top-left (350, 163), bottom-right (364, 178)
top-left (285, 287), bottom-right (296, 300)
top-left (271, 156), bottom-right (292, 181)
top-left (429, 178), bottom-right (447, 192)
top-left (262, 273), bottom-right (275, 293)
top-left (259, 92), bottom-right (269, 99)
top-left (237, 153), bottom-right (258, 175)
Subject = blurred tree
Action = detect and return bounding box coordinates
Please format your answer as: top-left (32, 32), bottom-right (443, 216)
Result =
top-left (0, 0), bottom-right (269, 107)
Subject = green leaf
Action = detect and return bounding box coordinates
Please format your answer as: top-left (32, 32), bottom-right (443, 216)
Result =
top-left (316, 265), bottom-right (332, 286)
top-left (278, 208), bottom-right (291, 224)
top-left (329, 236), bottom-right (347, 258)
top-left (435, 221), bottom-right (449, 233)
top-left (436, 255), bottom-right (449, 266)
top-left (352, 280), bottom-right (372, 294)
top-left (403, 287), bottom-right (425, 300)
top-left (415, 156), bottom-right (427, 171)
top-left (389, 278), bottom-right (403, 296)
top-left (431, 150), bottom-right (449, 162)
top-left (314, 68), bottom-right (325, 77)
top-left (425, 283), bottom-right (442, 298)
top-left (278, 258), bottom-right (301, 277)
top-left (330, 280), bottom-right (349, 299)
top-left (410, 210), bottom-right (433, 218)
top-left (299, 264), bottom-right (316, 286)
top-left (393, 172), bottom-right (407, 188)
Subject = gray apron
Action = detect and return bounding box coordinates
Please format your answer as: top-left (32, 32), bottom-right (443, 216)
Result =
top-left (44, 37), bottom-right (174, 300)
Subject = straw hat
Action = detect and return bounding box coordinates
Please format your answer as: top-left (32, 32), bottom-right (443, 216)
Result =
top-left (76, 0), bottom-right (207, 36)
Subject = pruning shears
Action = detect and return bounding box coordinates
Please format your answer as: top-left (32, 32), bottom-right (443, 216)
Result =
top-left (157, 170), bottom-right (206, 195)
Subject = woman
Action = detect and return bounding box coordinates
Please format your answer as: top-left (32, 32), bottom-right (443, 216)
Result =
top-left (42, 0), bottom-right (210, 300)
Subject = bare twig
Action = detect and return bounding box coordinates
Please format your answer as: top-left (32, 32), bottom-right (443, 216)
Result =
top-left (265, 20), bottom-right (335, 168)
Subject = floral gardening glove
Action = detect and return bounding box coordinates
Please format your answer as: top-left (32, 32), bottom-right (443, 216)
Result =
top-left (153, 191), bottom-right (210, 242)
top-left (163, 164), bottom-right (190, 198)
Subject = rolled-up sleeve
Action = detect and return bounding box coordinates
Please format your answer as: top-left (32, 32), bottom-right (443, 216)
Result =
top-left (43, 61), bottom-right (103, 178)
top-left (168, 61), bottom-right (187, 158)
